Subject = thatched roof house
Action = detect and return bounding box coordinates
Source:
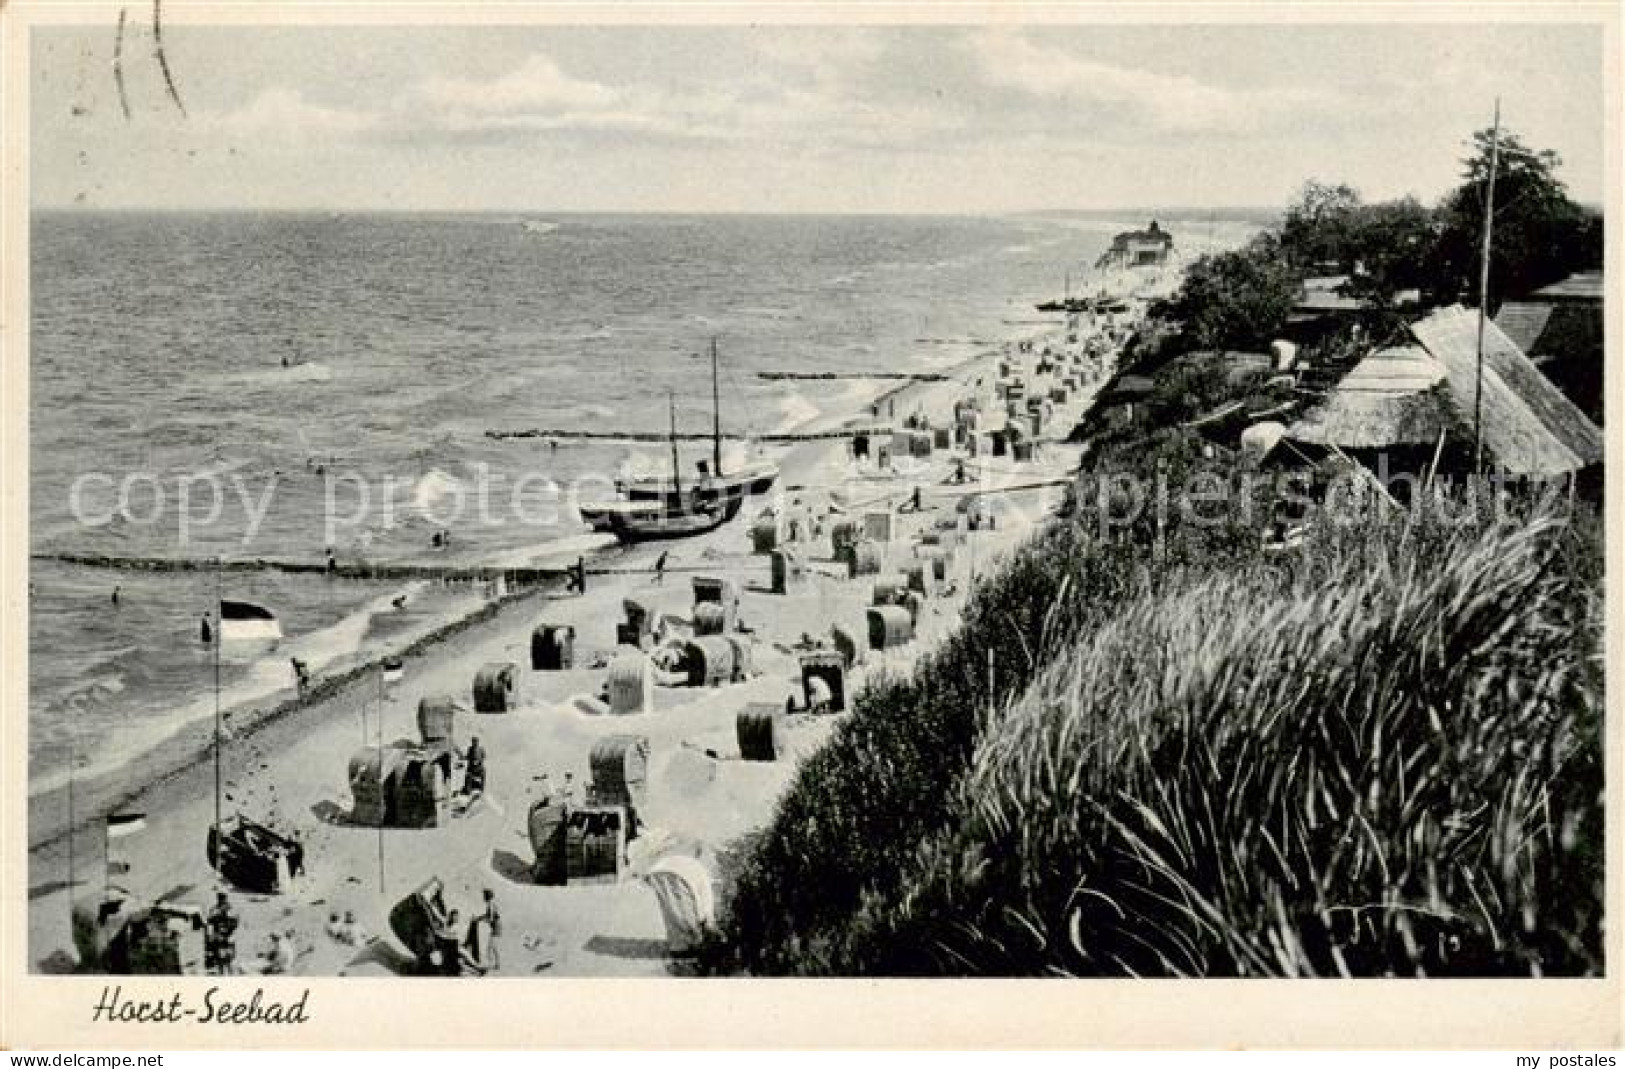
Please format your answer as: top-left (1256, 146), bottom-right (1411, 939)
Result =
top-left (1494, 270), bottom-right (1604, 424)
top-left (1285, 346), bottom-right (1452, 451)
top-left (1409, 304), bottom-right (1603, 477)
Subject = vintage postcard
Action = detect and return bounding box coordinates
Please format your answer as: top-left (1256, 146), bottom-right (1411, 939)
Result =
top-left (2, 0), bottom-right (1619, 1050)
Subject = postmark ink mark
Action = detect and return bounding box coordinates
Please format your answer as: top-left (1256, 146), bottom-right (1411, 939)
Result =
top-left (112, 7), bottom-right (132, 120)
top-left (149, 0), bottom-right (186, 117)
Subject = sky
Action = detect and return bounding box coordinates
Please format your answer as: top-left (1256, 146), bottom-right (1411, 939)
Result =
top-left (30, 21), bottom-right (1609, 213)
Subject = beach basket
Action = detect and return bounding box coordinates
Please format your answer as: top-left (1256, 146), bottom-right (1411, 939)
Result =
top-left (644, 854), bottom-right (717, 957)
top-left (565, 807), bottom-right (626, 882)
top-left (846, 541), bottom-right (885, 578)
top-left (932, 427), bottom-right (951, 450)
top-left (862, 510), bottom-right (895, 543)
top-left (531, 624), bottom-right (575, 671)
top-left (770, 548), bottom-right (805, 594)
top-left (683, 636), bottom-right (738, 688)
top-left (691, 576), bottom-right (740, 630)
top-left (723, 634), bottom-right (754, 680)
top-left (416, 695), bottom-right (459, 748)
top-left (1013, 441), bottom-right (1036, 463)
top-left (736, 704), bottom-right (785, 762)
top-left (871, 572), bottom-right (910, 606)
top-left (692, 602), bottom-right (729, 637)
top-left (830, 520), bottom-right (859, 560)
top-left (527, 799), bottom-right (569, 885)
top-left (588, 734), bottom-right (649, 815)
top-left (905, 561), bottom-right (938, 598)
top-left (799, 650), bottom-right (847, 713)
top-left (472, 662), bottom-right (518, 713)
top-left (348, 746), bottom-right (405, 827)
top-left (606, 651), bottom-right (654, 715)
top-left (867, 606), bottom-right (914, 651)
top-left (394, 751), bottom-right (452, 828)
top-left (750, 519), bottom-right (778, 555)
top-left (830, 623), bottom-right (866, 670)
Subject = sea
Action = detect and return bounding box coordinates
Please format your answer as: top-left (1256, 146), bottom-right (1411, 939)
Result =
top-left (28, 209), bottom-right (1261, 798)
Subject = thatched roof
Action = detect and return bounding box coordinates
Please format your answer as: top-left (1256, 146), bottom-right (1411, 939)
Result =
top-left (1494, 301), bottom-right (1554, 354)
top-left (1530, 270), bottom-right (1603, 303)
top-left (1287, 346), bottom-right (1451, 449)
top-left (1409, 304), bottom-right (1603, 475)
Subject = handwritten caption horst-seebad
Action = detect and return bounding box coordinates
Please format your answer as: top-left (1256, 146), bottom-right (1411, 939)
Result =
top-left (92, 985), bottom-right (309, 1025)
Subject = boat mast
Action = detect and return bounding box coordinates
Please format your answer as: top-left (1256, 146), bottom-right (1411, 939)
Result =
top-left (711, 337), bottom-right (723, 477)
top-left (668, 392), bottom-right (682, 495)
top-left (1472, 98), bottom-right (1501, 474)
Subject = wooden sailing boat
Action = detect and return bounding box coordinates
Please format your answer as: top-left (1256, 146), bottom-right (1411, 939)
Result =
top-left (579, 339), bottom-right (780, 543)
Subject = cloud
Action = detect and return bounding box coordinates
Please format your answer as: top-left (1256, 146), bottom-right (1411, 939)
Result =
top-left (967, 30), bottom-right (1352, 137)
top-left (204, 88), bottom-right (376, 139)
top-left (417, 55), bottom-right (620, 116)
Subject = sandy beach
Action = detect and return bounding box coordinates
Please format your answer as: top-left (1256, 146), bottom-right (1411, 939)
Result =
top-left (27, 265), bottom-right (1171, 978)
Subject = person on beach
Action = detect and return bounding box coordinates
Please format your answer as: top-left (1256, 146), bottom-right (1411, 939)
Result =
top-left (206, 892), bottom-right (238, 975)
top-left (464, 737), bottom-right (487, 797)
top-left (653, 551), bottom-right (668, 585)
top-left (200, 612), bottom-right (213, 645)
top-left (435, 909), bottom-right (463, 976)
top-left (480, 888), bottom-right (502, 970)
top-left (111, 585), bottom-right (120, 606)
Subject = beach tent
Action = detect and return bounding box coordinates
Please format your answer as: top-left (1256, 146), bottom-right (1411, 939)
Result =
top-left (643, 854), bottom-right (718, 957)
top-left (527, 798), bottom-right (569, 885)
top-left (473, 662), bottom-right (519, 713)
top-left (683, 636), bottom-right (739, 688)
top-left (606, 651), bottom-right (655, 715)
top-left (867, 606), bottom-right (915, 651)
top-left (692, 602), bottom-right (729, 637)
top-left (845, 541), bottom-right (885, 578)
top-left (416, 695), bottom-right (460, 749)
top-left (736, 703), bottom-right (785, 762)
top-left (531, 624), bottom-right (575, 671)
top-left (589, 734), bottom-right (650, 817)
top-left (871, 573), bottom-right (910, 606)
top-left (830, 624), bottom-right (866, 670)
top-left (770, 548), bottom-right (804, 594)
top-left (566, 807), bottom-right (626, 882)
top-left (799, 650), bottom-right (847, 713)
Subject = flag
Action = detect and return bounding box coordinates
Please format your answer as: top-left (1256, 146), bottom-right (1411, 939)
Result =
top-left (106, 812), bottom-right (147, 838)
top-left (219, 600), bottom-right (282, 642)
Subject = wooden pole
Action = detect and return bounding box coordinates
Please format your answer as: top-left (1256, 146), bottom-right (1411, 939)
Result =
top-left (377, 669), bottom-right (386, 896)
top-left (1473, 99), bottom-right (1501, 474)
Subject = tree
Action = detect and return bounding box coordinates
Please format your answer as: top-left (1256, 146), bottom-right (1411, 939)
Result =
top-left (1152, 233), bottom-right (1301, 352)
top-left (1430, 126), bottom-right (1600, 307)
top-left (1279, 180), bottom-right (1363, 272)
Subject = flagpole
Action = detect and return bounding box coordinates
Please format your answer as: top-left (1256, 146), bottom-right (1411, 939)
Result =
top-left (1473, 98), bottom-right (1501, 474)
top-left (103, 819), bottom-right (110, 899)
top-left (377, 667), bottom-right (386, 896)
top-left (66, 697), bottom-right (76, 918)
top-left (214, 557), bottom-right (223, 840)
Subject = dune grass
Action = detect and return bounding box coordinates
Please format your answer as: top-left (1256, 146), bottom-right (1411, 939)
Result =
top-left (707, 472), bottom-right (1603, 976)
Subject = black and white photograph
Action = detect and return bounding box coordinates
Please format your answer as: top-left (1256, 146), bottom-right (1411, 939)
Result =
top-left (3, 0), bottom-right (1618, 1049)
